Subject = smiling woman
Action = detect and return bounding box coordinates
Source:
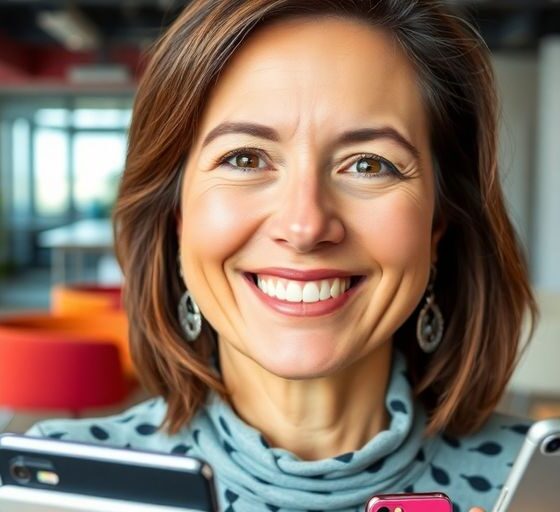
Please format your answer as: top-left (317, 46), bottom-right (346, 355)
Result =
top-left (26, 1), bottom-right (539, 512)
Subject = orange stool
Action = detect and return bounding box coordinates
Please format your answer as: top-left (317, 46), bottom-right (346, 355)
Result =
top-left (51, 284), bottom-right (122, 315)
top-left (0, 311), bottom-right (135, 380)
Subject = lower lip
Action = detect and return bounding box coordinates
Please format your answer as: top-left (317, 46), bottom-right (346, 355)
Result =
top-left (244, 274), bottom-right (363, 317)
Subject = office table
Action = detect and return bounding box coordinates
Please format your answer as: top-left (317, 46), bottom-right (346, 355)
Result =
top-left (38, 219), bottom-right (114, 284)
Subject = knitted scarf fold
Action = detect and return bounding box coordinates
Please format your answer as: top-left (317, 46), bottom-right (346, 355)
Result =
top-left (186, 351), bottom-right (435, 511)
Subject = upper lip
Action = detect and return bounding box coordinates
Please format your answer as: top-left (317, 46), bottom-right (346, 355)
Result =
top-left (247, 268), bottom-right (360, 281)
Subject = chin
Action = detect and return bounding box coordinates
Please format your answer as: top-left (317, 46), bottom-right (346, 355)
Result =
top-left (252, 344), bottom-right (342, 380)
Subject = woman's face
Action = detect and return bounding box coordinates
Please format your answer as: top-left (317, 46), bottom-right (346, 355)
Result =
top-left (178, 16), bottom-right (444, 378)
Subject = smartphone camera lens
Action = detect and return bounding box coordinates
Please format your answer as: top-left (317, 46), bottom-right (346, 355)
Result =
top-left (378, 508), bottom-right (390, 512)
top-left (544, 436), bottom-right (560, 454)
top-left (10, 462), bottom-right (31, 483)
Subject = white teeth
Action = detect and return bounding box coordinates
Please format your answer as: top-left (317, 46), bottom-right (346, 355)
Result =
top-left (255, 275), bottom-right (355, 303)
top-left (330, 278), bottom-right (341, 298)
top-left (319, 279), bottom-right (331, 300)
top-left (302, 282), bottom-right (320, 303)
top-left (286, 281), bottom-right (302, 302)
top-left (267, 278), bottom-right (276, 297)
top-left (276, 281), bottom-right (286, 300)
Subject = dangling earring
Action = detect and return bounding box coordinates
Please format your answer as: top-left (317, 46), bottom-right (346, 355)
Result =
top-left (177, 252), bottom-right (201, 342)
top-left (416, 263), bottom-right (444, 353)
top-left (178, 290), bottom-right (202, 342)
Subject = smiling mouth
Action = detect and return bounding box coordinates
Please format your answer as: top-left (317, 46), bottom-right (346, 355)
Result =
top-left (246, 273), bottom-right (365, 304)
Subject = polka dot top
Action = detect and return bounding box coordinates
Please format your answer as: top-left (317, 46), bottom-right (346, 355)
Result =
top-left (26, 351), bottom-right (529, 512)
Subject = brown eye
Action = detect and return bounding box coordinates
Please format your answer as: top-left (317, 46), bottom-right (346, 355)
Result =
top-left (234, 153), bottom-right (260, 169)
top-left (356, 157), bottom-right (383, 175)
top-left (219, 149), bottom-right (268, 173)
top-left (344, 153), bottom-right (402, 179)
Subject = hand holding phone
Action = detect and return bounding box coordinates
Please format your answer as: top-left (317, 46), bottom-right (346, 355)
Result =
top-left (365, 492), bottom-right (452, 512)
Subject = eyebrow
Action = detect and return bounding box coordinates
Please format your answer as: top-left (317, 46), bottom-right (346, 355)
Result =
top-left (201, 121), bottom-right (421, 160)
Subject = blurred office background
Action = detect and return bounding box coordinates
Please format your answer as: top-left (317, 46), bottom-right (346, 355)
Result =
top-left (0, 0), bottom-right (559, 431)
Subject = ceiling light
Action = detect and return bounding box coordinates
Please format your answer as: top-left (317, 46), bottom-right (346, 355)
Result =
top-left (36, 6), bottom-right (101, 51)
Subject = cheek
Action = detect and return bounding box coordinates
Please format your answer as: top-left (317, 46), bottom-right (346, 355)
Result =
top-left (182, 187), bottom-right (258, 262)
top-left (353, 191), bottom-right (433, 268)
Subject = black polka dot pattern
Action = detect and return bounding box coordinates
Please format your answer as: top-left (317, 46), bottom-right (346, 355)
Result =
top-left (415, 448), bottom-right (426, 462)
top-left (116, 414), bottom-right (136, 424)
top-left (219, 416), bottom-right (232, 437)
top-left (461, 474), bottom-right (493, 492)
top-left (502, 424), bottom-right (530, 435)
top-left (389, 399), bottom-right (408, 414)
top-left (469, 441), bottom-right (502, 456)
top-left (192, 429), bottom-right (200, 445)
top-left (223, 440), bottom-right (236, 455)
top-left (224, 489), bottom-right (238, 512)
top-left (23, 350), bottom-right (529, 512)
top-left (135, 423), bottom-right (158, 435)
top-left (170, 444), bottom-right (192, 455)
top-left (430, 463), bottom-right (450, 485)
top-left (365, 457), bottom-right (385, 473)
top-left (90, 425), bottom-right (109, 441)
top-left (334, 452), bottom-right (354, 463)
top-left (47, 432), bottom-right (66, 439)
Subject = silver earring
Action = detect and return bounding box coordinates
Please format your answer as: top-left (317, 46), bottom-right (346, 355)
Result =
top-left (177, 252), bottom-right (201, 342)
top-left (416, 263), bottom-right (444, 353)
top-left (178, 290), bottom-right (202, 342)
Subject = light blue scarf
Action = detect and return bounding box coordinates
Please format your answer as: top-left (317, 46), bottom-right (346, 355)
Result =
top-left (189, 351), bottom-right (435, 511)
top-left (27, 348), bottom-right (527, 511)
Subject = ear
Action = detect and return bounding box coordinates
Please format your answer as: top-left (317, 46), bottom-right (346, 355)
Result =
top-left (430, 216), bottom-right (448, 265)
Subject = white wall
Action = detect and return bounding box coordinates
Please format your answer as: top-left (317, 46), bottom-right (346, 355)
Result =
top-left (533, 36), bottom-right (560, 292)
top-left (493, 45), bottom-right (560, 396)
top-left (493, 52), bottom-right (538, 254)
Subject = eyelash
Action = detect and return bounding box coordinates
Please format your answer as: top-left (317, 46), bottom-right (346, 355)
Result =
top-left (215, 146), bottom-right (406, 180)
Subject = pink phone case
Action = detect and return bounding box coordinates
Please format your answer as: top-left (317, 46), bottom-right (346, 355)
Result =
top-left (366, 493), bottom-right (453, 512)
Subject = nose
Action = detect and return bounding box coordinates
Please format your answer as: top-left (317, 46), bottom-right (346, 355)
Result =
top-left (267, 172), bottom-right (345, 253)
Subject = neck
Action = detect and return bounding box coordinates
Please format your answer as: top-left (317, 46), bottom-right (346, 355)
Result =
top-left (218, 340), bottom-right (393, 461)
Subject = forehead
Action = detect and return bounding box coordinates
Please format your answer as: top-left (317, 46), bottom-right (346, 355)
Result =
top-left (196, 15), bottom-right (428, 147)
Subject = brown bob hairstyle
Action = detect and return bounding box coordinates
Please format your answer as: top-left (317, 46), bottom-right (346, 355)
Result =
top-left (113, 0), bottom-right (539, 437)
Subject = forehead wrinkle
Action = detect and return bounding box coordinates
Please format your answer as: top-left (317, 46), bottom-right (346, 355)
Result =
top-left (197, 18), bottom-right (429, 165)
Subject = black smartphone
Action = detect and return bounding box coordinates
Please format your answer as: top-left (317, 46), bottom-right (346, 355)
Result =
top-left (0, 433), bottom-right (219, 511)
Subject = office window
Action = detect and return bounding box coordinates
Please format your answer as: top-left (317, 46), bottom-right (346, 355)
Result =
top-left (33, 127), bottom-right (70, 217)
top-left (27, 100), bottom-right (131, 219)
top-left (73, 132), bottom-right (126, 216)
top-left (0, 95), bottom-right (132, 266)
